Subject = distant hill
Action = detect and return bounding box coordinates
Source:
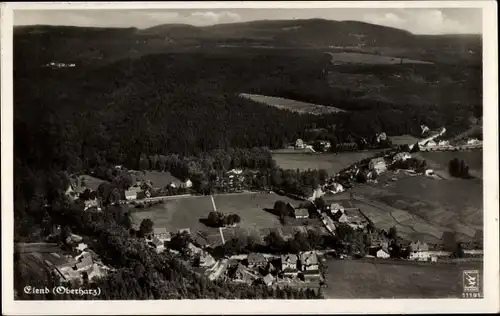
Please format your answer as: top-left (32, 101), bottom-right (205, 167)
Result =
top-left (14, 19), bottom-right (482, 67)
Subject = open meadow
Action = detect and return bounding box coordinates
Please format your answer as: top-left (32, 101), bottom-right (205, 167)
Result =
top-left (415, 150), bottom-right (483, 179)
top-left (239, 93), bottom-right (345, 115)
top-left (130, 195), bottom-right (219, 234)
top-left (323, 259), bottom-right (483, 298)
top-left (130, 193), bottom-right (307, 238)
top-left (272, 151), bottom-right (382, 175)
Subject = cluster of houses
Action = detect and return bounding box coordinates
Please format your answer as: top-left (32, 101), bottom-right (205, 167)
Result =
top-left (206, 251), bottom-right (323, 287)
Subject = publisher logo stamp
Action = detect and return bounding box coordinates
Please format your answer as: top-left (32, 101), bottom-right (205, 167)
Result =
top-left (462, 270), bottom-right (482, 298)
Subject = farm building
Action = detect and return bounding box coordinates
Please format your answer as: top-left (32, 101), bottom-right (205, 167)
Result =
top-left (247, 253), bottom-right (267, 268)
top-left (206, 260), bottom-right (229, 281)
top-left (369, 158), bottom-right (387, 175)
top-left (300, 251), bottom-right (319, 271)
top-left (467, 138), bottom-right (482, 145)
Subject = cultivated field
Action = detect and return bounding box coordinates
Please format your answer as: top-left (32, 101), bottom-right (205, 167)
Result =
top-left (323, 259), bottom-right (482, 298)
top-left (327, 52), bottom-right (434, 65)
top-left (239, 93), bottom-right (345, 115)
top-left (350, 168), bottom-right (483, 244)
top-left (272, 151), bottom-right (382, 175)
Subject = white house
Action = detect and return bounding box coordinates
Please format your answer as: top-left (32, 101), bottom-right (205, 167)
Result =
top-left (183, 179), bottom-right (193, 189)
top-left (438, 140), bottom-right (450, 147)
top-left (376, 248), bottom-right (390, 259)
top-left (125, 187), bottom-right (140, 200)
top-left (295, 139), bottom-right (305, 149)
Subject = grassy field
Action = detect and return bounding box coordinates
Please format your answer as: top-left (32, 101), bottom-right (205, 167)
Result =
top-left (272, 151), bottom-right (382, 175)
top-left (213, 193), bottom-right (301, 230)
top-left (323, 259), bottom-right (483, 298)
top-left (389, 134), bottom-right (420, 146)
top-left (415, 151), bottom-right (483, 179)
top-left (131, 195), bottom-right (219, 234)
top-left (327, 52), bottom-right (434, 65)
top-left (239, 93), bottom-right (345, 115)
top-left (130, 192), bottom-right (305, 237)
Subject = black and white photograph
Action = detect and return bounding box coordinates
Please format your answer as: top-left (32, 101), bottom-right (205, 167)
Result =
top-left (1, 1), bottom-right (498, 314)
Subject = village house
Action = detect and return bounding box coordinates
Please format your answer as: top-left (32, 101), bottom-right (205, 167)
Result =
top-left (206, 259), bottom-right (229, 281)
top-left (321, 213), bottom-right (336, 235)
top-left (376, 132), bottom-right (387, 143)
top-left (369, 157), bottom-right (387, 175)
top-left (182, 179), bottom-right (193, 189)
top-left (300, 251), bottom-right (319, 271)
top-left (74, 252), bottom-right (93, 270)
top-left (262, 273), bottom-right (275, 286)
top-left (125, 186), bottom-right (141, 201)
top-left (294, 208), bottom-right (309, 219)
top-left (151, 227), bottom-right (170, 240)
top-left (281, 254), bottom-right (299, 277)
top-left (408, 241), bottom-right (430, 261)
top-left (232, 263), bottom-right (259, 285)
top-left (295, 139), bottom-right (305, 149)
top-left (247, 253), bottom-right (267, 269)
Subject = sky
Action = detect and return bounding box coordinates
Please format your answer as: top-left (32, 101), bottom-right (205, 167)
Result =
top-left (14, 8), bottom-right (482, 35)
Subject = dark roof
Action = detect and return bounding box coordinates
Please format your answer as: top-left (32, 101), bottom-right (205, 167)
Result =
top-left (281, 254), bottom-right (298, 264)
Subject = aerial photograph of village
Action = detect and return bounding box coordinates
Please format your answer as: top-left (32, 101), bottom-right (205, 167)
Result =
top-left (11, 6), bottom-right (484, 301)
